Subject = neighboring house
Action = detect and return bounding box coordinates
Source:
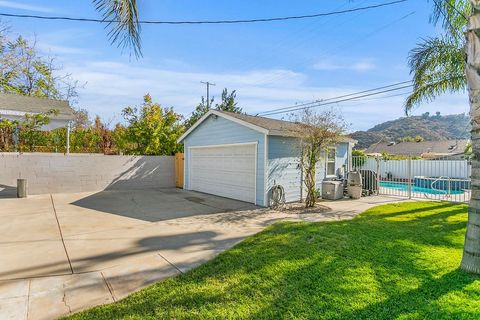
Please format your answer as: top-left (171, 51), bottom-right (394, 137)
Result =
top-left (364, 139), bottom-right (470, 159)
top-left (0, 93), bottom-right (74, 130)
top-left (178, 110), bottom-right (356, 207)
top-left (0, 93), bottom-right (75, 152)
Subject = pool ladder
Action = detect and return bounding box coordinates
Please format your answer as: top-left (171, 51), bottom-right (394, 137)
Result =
top-left (428, 176), bottom-right (450, 199)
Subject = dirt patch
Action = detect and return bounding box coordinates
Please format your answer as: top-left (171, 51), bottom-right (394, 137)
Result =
top-left (274, 202), bottom-right (332, 215)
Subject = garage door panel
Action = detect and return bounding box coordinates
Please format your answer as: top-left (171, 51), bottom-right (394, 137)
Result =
top-left (189, 144), bottom-right (256, 203)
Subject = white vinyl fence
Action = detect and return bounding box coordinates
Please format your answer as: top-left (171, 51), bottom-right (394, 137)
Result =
top-left (352, 156), bottom-right (471, 203)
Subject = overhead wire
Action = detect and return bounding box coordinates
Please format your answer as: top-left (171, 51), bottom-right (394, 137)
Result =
top-left (0, 1), bottom-right (408, 25)
top-left (257, 83), bottom-right (414, 116)
top-left (257, 80), bottom-right (413, 116)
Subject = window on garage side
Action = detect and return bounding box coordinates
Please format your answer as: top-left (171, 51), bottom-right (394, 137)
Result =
top-left (326, 147), bottom-right (336, 176)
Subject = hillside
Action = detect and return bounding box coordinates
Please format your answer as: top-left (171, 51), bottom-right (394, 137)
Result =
top-left (351, 113), bottom-right (470, 149)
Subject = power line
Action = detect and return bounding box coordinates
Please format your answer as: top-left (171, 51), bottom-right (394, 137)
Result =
top-left (434, 0), bottom-right (468, 21)
top-left (257, 80), bottom-right (412, 116)
top-left (258, 84), bottom-right (414, 116)
top-left (0, 0), bottom-right (408, 25)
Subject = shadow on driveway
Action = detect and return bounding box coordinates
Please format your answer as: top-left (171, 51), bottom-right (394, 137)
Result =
top-left (71, 188), bottom-right (258, 222)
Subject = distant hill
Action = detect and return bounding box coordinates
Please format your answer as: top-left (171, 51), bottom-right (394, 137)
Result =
top-left (351, 113), bottom-right (470, 149)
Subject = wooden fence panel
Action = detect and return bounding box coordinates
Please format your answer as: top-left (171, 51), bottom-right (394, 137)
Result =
top-left (175, 153), bottom-right (184, 188)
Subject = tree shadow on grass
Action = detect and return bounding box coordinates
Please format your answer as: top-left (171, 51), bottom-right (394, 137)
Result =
top-left (66, 202), bottom-right (480, 320)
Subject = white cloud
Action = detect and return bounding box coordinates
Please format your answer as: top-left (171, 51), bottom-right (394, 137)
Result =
top-left (37, 43), bottom-right (94, 55)
top-left (0, 1), bottom-right (55, 13)
top-left (313, 60), bottom-right (376, 72)
top-left (59, 59), bottom-right (467, 131)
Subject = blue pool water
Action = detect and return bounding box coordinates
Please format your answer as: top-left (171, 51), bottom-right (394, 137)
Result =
top-left (379, 181), bottom-right (465, 195)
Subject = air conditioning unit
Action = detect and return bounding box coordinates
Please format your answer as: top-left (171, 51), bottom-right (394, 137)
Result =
top-left (321, 180), bottom-right (344, 200)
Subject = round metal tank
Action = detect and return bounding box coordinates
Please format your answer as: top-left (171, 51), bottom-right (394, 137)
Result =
top-left (347, 171), bottom-right (362, 199)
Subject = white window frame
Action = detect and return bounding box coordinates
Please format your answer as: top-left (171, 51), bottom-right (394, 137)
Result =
top-left (326, 147), bottom-right (336, 177)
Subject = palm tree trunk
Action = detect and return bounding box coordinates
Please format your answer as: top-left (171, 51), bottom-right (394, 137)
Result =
top-left (461, 1), bottom-right (480, 274)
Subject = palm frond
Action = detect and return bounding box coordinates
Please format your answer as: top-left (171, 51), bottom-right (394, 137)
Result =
top-left (405, 35), bottom-right (466, 114)
top-left (430, 0), bottom-right (470, 39)
top-left (93, 0), bottom-right (142, 58)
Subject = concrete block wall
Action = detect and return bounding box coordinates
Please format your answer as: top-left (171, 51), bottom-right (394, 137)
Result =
top-left (0, 153), bottom-right (175, 195)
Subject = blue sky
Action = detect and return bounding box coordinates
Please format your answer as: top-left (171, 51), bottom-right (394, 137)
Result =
top-left (0, 0), bottom-right (468, 131)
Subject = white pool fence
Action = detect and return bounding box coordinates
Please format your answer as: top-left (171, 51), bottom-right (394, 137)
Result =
top-left (352, 156), bottom-right (471, 203)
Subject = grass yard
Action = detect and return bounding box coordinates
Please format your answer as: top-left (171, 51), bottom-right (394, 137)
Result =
top-left (66, 202), bottom-right (480, 319)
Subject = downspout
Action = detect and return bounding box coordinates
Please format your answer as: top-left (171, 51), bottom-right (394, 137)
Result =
top-left (264, 133), bottom-right (268, 207)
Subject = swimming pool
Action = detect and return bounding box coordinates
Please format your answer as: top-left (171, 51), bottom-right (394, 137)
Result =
top-left (379, 181), bottom-right (465, 195)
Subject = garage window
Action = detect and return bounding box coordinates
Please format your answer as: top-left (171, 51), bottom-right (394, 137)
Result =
top-left (326, 147), bottom-right (336, 176)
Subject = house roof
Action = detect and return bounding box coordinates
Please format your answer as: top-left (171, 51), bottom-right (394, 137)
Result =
top-left (0, 93), bottom-right (74, 121)
top-left (364, 139), bottom-right (470, 157)
top-left (178, 109), bottom-right (356, 143)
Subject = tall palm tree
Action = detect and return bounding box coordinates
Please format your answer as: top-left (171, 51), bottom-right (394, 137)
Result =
top-left (405, 0), bottom-right (468, 111)
top-left (93, 0), bottom-right (141, 57)
top-left (406, 0), bottom-right (480, 274)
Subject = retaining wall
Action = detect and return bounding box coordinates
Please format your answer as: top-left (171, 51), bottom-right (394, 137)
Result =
top-left (0, 153), bottom-right (175, 195)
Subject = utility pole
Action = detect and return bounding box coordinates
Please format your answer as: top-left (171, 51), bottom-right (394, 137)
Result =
top-left (200, 81), bottom-right (215, 108)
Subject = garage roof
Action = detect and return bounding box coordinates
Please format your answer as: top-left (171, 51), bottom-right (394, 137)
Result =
top-left (178, 109), bottom-right (356, 143)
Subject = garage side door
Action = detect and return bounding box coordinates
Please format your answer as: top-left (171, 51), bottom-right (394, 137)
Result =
top-left (189, 144), bottom-right (256, 203)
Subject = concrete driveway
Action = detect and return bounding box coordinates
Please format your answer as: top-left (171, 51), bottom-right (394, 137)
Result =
top-left (0, 188), bottom-right (404, 320)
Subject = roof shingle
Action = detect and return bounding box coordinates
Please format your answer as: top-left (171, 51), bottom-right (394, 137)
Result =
top-left (364, 140), bottom-right (470, 157)
top-left (216, 110), bottom-right (356, 142)
top-left (0, 93), bottom-right (74, 120)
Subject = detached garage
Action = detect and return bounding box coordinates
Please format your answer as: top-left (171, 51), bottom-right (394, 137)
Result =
top-left (178, 110), bottom-right (355, 207)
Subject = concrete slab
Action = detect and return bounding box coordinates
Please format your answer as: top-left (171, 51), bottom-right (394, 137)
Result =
top-left (0, 188), bottom-right (404, 320)
top-left (102, 254), bottom-right (179, 300)
top-left (54, 204), bottom-right (150, 238)
top-left (0, 211), bottom-right (61, 245)
top-left (28, 273), bottom-right (113, 320)
top-left (0, 296), bottom-right (28, 320)
top-left (0, 195), bottom-right (53, 217)
top-left (0, 241), bottom-right (71, 280)
top-left (0, 280), bottom-right (29, 300)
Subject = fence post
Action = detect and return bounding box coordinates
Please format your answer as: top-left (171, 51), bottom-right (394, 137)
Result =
top-left (407, 156), bottom-right (412, 199)
top-left (375, 156), bottom-right (380, 195)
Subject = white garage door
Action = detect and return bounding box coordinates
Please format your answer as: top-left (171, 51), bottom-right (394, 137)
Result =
top-left (189, 143), bottom-right (256, 203)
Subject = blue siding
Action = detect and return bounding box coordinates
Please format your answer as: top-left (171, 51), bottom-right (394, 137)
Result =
top-left (183, 113), bottom-right (352, 206)
top-left (183, 115), bottom-right (266, 206)
top-left (267, 137), bottom-right (351, 202)
top-left (267, 136), bottom-right (302, 203)
top-left (316, 142), bottom-right (351, 193)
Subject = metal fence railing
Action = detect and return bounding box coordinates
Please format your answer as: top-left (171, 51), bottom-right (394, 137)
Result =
top-left (352, 156), bottom-right (471, 203)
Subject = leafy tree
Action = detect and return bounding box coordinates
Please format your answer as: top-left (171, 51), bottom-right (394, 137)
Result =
top-left (19, 109), bottom-right (58, 151)
top-left (0, 118), bottom-right (17, 151)
top-left (0, 34), bottom-right (78, 100)
top-left (72, 108), bottom-right (91, 129)
top-left (293, 109), bottom-right (347, 208)
top-left (406, 0), bottom-right (480, 273)
top-left (121, 94), bottom-right (184, 155)
top-left (215, 89), bottom-right (242, 113)
top-left (184, 96), bottom-right (213, 129)
top-left (399, 135), bottom-right (424, 142)
top-left (112, 123), bottom-right (129, 154)
top-left (352, 149), bottom-right (367, 168)
top-left (184, 88), bottom-right (243, 129)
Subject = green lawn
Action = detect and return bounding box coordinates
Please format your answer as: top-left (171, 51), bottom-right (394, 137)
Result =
top-left (66, 202), bottom-right (480, 320)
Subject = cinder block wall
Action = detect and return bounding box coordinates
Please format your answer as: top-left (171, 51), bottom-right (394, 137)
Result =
top-left (0, 153), bottom-right (175, 195)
